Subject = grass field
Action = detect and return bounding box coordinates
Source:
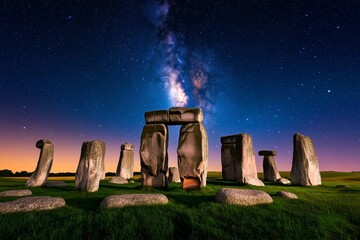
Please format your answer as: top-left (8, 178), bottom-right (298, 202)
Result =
top-left (0, 172), bottom-right (359, 240)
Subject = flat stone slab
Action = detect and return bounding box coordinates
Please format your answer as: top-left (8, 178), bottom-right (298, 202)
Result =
top-left (100, 194), bottom-right (168, 208)
top-left (43, 181), bottom-right (68, 187)
top-left (258, 150), bottom-right (277, 156)
top-left (108, 176), bottom-right (128, 184)
top-left (276, 191), bottom-right (298, 199)
top-left (0, 189), bottom-right (32, 197)
top-left (276, 178), bottom-right (291, 185)
top-left (215, 188), bottom-right (273, 206)
top-left (0, 196), bottom-right (66, 213)
top-left (169, 107), bottom-right (203, 124)
top-left (145, 110), bottom-right (169, 124)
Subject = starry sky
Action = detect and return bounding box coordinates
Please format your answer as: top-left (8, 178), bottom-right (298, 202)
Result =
top-left (0, 0), bottom-right (359, 173)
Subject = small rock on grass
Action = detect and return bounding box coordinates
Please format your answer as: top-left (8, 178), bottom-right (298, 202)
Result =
top-left (0, 196), bottom-right (66, 213)
top-left (100, 194), bottom-right (168, 208)
top-left (215, 188), bottom-right (273, 206)
top-left (276, 191), bottom-right (298, 199)
top-left (0, 189), bottom-right (32, 197)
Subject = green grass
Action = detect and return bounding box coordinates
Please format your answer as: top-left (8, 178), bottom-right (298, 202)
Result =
top-left (0, 172), bottom-right (359, 240)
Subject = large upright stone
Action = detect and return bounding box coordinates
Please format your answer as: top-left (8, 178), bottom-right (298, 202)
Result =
top-left (221, 134), bottom-right (264, 186)
top-left (75, 140), bottom-right (106, 192)
top-left (145, 110), bottom-right (169, 124)
top-left (169, 107), bottom-right (203, 124)
top-left (177, 123), bottom-right (208, 189)
top-left (116, 143), bottom-right (134, 179)
top-left (25, 139), bottom-right (54, 187)
top-left (259, 150), bottom-right (281, 181)
top-left (168, 167), bottom-right (181, 183)
top-left (140, 124), bottom-right (168, 188)
top-left (291, 133), bottom-right (321, 186)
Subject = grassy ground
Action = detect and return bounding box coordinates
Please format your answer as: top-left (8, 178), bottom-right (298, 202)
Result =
top-left (0, 172), bottom-right (359, 240)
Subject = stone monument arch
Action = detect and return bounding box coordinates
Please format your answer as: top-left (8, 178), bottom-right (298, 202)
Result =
top-left (140, 107), bottom-right (208, 189)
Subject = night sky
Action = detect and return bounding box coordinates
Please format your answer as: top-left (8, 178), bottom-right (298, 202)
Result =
top-left (0, 1), bottom-right (359, 173)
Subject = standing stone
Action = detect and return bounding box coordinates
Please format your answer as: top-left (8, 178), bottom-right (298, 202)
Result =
top-left (169, 107), bottom-right (203, 124)
top-left (140, 124), bottom-right (168, 188)
top-left (221, 134), bottom-right (264, 186)
top-left (25, 139), bottom-right (54, 187)
top-left (116, 143), bottom-right (134, 179)
top-left (168, 167), bottom-right (181, 183)
top-left (177, 123), bottom-right (208, 189)
top-left (291, 133), bottom-right (321, 186)
top-left (259, 150), bottom-right (281, 182)
top-left (75, 140), bottom-right (106, 192)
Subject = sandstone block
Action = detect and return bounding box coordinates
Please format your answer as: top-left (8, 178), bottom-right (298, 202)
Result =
top-left (145, 110), bottom-right (169, 123)
top-left (140, 124), bottom-right (168, 187)
top-left (0, 196), bottom-right (65, 213)
top-left (43, 181), bottom-right (68, 187)
top-left (116, 143), bottom-right (134, 179)
top-left (262, 155), bottom-right (281, 181)
top-left (215, 188), bottom-right (273, 206)
top-left (25, 139), bottom-right (54, 187)
top-left (221, 143), bottom-right (237, 181)
top-left (100, 194), bottom-right (168, 208)
top-left (109, 176), bottom-right (128, 184)
top-left (276, 178), bottom-right (291, 185)
top-left (0, 189), bottom-right (32, 197)
top-left (290, 133), bottom-right (321, 186)
top-left (169, 107), bottom-right (203, 124)
top-left (75, 140), bottom-right (106, 192)
top-left (258, 150), bottom-right (277, 156)
top-left (276, 191), bottom-right (298, 199)
top-left (177, 123), bottom-right (208, 189)
top-left (243, 176), bottom-right (265, 187)
top-left (168, 167), bottom-right (180, 183)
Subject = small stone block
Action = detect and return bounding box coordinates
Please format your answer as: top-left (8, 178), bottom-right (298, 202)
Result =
top-left (258, 150), bottom-right (277, 156)
top-left (121, 143), bottom-right (134, 151)
top-left (145, 110), bottom-right (169, 124)
top-left (182, 177), bottom-right (201, 189)
top-left (169, 107), bottom-right (203, 124)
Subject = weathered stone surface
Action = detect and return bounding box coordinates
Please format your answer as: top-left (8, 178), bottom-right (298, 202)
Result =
top-left (221, 142), bottom-right (237, 181)
top-left (276, 178), bottom-right (291, 185)
top-left (75, 140), bottom-right (106, 192)
top-left (215, 188), bottom-right (273, 206)
top-left (116, 143), bottom-right (134, 179)
top-left (243, 177), bottom-right (265, 186)
top-left (43, 181), bottom-right (68, 187)
top-left (129, 180), bottom-right (135, 183)
top-left (262, 155), bottom-right (281, 181)
top-left (276, 191), bottom-right (298, 199)
top-left (169, 107), bottom-right (203, 124)
top-left (220, 135), bottom-right (238, 144)
top-left (100, 194), bottom-right (168, 208)
top-left (258, 150), bottom-right (277, 156)
top-left (0, 196), bottom-right (65, 213)
top-left (177, 123), bottom-right (208, 189)
top-left (109, 176), bottom-right (128, 184)
top-left (0, 189), bottom-right (32, 197)
top-left (145, 110), bottom-right (169, 124)
top-left (290, 133), bottom-right (321, 186)
top-left (168, 167), bottom-right (181, 183)
top-left (140, 124), bottom-right (168, 187)
top-left (25, 139), bottom-right (54, 187)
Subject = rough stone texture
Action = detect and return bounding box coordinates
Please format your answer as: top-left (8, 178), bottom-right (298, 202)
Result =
top-left (243, 177), bottom-right (265, 186)
top-left (168, 167), bottom-right (181, 183)
top-left (221, 142), bottom-right (237, 181)
top-left (215, 188), bottom-right (273, 206)
top-left (140, 124), bottom-right (168, 188)
top-left (25, 139), bottom-right (54, 187)
top-left (177, 123), bottom-right (208, 189)
top-left (100, 194), bottom-right (168, 208)
top-left (0, 196), bottom-right (66, 213)
top-left (0, 189), bottom-right (32, 197)
top-left (169, 107), bottom-right (203, 124)
top-left (262, 155), bottom-right (281, 181)
top-left (258, 150), bottom-right (277, 156)
top-left (116, 143), bottom-right (134, 179)
top-left (145, 110), bottom-right (169, 124)
top-left (109, 176), bottom-right (128, 184)
top-left (43, 181), bottom-right (68, 187)
top-left (276, 191), bottom-right (298, 199)
top-left (276, 178), bottom-right (291, 185)
top-left (290, 133), bottom-right (321, 186)
top-left (75, 140), bottom-right (106, 192)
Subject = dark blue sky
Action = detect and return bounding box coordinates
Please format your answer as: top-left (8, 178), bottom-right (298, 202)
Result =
top-left (0, 0), bottom-right (359, 172)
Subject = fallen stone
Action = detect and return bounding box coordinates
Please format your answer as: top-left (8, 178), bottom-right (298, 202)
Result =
top-left (43, 181), bottom-right (68, 187)
top-left (116, 143), bottom-right (134, 179)
top-left (215, 188), bottom-right (273, 206)
top-left (140, 124), bottom-right (168, 188)
top-left (243, 177), bottom-right (265, 187)
top-left (0, 189), bottom-right (32, 197)
top-left (276, 191), bottom-right (298, 199)
top-left (75, 140), bottom-right (106, 192)
top-left (169, 107), bottom-right (203, 124)
top-left (260, 151), bottom-right (281, 181)
top-left (100, 194), bottom-right (168, 208)
top-left (109, 176), bottom-right (128, 184)
top-left (168, 167), bottom-right (180, 183)
top-left (145, 110), bottom-right (169, 124)
top-left (25, 139), bottom-right (54, 187)
top-left (178, 123), bottom-right (208, 189)
top-left (258, 150), bottom-right (277, 156)
top-left (290, 133), bottom-right (321, 186)
top-left (276, 178), bottom-right (291, 185)
top-left (0, 196), bottom-right (66, 213)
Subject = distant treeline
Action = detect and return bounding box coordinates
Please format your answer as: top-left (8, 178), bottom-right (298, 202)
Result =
top-left (0, 169), bottom-right (141, 177)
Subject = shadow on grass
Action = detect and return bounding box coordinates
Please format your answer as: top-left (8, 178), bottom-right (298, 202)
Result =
top-left (206, 180), bottom-right (239, 187)
top-left (168, 194), bottom-right (214, 207)
top-left (66, 197), bottom-right (103, 211)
